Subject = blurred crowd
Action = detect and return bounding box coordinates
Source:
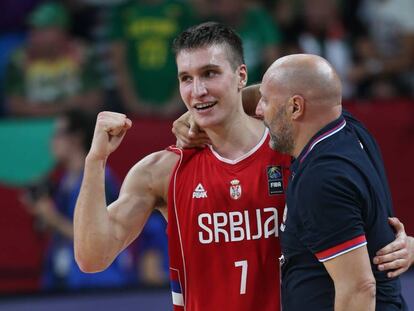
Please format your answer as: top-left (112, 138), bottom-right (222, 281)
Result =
top-left (0, 0), bottom-right (413, 293)
top-left (1, 0), bottom-right (414, 120)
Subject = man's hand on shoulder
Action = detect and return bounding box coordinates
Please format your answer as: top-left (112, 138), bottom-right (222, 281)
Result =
top-left (373, 217), bottom-right (414, 277)
top-left (172, 111), bottom-right (211, 149)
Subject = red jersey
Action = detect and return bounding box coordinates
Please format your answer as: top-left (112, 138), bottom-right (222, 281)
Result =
top-left (167, 129), bottom-right (290, 311)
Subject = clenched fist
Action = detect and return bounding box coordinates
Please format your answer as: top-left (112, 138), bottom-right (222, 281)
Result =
top-left (87, 111), bottom-right (132, 161)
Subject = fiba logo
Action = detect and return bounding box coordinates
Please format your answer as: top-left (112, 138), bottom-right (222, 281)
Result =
top-left (266, 165), bottom-right (284, 195)
top-left (267, 166), bottom-right (282, 179)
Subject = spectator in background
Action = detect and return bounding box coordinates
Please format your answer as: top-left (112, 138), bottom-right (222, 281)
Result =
top-left (349, 0), bottom-right (414, 99)
top-left (269, 0), bottom-right (302, 55)
top-left (110, 0), bottom-right (194, 118)
top-left (135, 211), bottom-right (169, 285)
top-left (205, 0), bottom-right (281, 84)
top-left (4, 2), bottom-right (102, 117)
top-left (295, 0), bottom-right (354, 98)
top-left (23, 109), bottom-right (135, 290)
top-left (188, 0), bottom-right (211, 21)
top-left (0, 0), bottom-right (40, 117)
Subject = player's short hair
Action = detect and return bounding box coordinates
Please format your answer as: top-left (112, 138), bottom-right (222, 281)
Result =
top-left (60, 109), bottom-right (95, 152)
top-left (172, 21), bottom-right (245, 70)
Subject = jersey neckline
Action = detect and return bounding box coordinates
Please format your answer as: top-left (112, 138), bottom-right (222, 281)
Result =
top-left (208, 127), bottom-right (269, 165)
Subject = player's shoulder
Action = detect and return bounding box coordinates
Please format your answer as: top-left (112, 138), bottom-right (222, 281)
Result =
top-left (137, 150), bottom-right (180, 173)
top-left (124, 150), bottom-right (179, 197)
top-left (166, 144), bottom-right (207, 163)
top-left (125, 150), bottom-right (179, 182)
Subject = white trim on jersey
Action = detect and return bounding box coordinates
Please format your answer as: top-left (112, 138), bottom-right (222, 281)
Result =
top-left (318, 241), bottom-right (367, 262)
top-left (170, 147), bottom-right (188, 309)
top-left (209, 127), bottom-right (269, 164)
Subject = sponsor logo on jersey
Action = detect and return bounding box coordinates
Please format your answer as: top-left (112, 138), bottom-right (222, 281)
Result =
top-left (198, 207), bottom-right (278, 244)
top-left (267, 166), bottom-right (284, 195)
top-left (193, 183), bottom-right (207, 198)
top-left (229, 179), bottom-right (242, 200)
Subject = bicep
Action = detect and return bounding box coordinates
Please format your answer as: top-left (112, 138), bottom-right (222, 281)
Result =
top-left (106, 151), bottom-right (176, 249)
top-left (106, 162), bottom-right (162, 250)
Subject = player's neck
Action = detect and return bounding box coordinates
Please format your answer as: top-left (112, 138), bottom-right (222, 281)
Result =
top-left (206, 113), bottom-right (265, 161)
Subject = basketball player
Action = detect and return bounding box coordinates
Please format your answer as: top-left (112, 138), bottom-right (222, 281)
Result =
top-left (74, 22), bottom-right (290, 310)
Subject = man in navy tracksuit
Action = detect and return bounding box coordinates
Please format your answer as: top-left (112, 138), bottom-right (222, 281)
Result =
top-left (256, 54), bottom-right (408, 310)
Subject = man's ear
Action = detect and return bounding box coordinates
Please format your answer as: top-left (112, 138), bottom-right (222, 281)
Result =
top-left (238, 64), bottom-right (248, 90)
top-left (289, 95), bottom-right (305, 120)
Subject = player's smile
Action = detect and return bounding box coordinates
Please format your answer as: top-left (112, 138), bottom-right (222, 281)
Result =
top-left (193, 101), bottom-right (218, 115)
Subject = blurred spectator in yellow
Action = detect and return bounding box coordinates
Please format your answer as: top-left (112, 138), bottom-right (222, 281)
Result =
top-left (295, 0), bottom-right (354, 98)
top-left (204, 0), bottom-right (281, 84)
top-left (110, 0), bottom-right (194, 118)
top-left (4, 2), bottom-right (102, 117)
top-left (23, 109), bottom-right (135, 290)
top-left (349, 0), bottom-right (414, 98)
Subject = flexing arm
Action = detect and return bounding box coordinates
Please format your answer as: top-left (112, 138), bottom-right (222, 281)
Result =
top-left (74, 111), bottom-right (177, 272)
top-left (323, 246), bottom-right (376, 311)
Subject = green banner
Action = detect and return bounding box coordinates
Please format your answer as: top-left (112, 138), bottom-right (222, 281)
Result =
top-left (0, 118), bottom-right (56, 186)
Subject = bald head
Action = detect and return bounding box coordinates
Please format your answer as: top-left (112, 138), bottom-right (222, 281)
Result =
top-left (258, 54), bottom-right (344, 157)
top-left (263, 54), bottom-right (342, 107)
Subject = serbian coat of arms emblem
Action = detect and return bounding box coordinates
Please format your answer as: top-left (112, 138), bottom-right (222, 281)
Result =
top-left (230, 179), bottom-right (242, 200)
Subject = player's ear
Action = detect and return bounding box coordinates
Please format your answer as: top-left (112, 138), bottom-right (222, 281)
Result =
top-left (237, 64), bottom-right (248, 90)
top-left (289, 95), bottom-right (304, 120)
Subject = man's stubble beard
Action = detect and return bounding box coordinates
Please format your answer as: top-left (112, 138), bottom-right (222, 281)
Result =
top-left (264, 109), bottom-right (294, 155)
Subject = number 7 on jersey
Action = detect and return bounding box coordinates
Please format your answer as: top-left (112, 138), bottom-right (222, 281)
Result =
top-left (234, 260), bottom-right (248, 295)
